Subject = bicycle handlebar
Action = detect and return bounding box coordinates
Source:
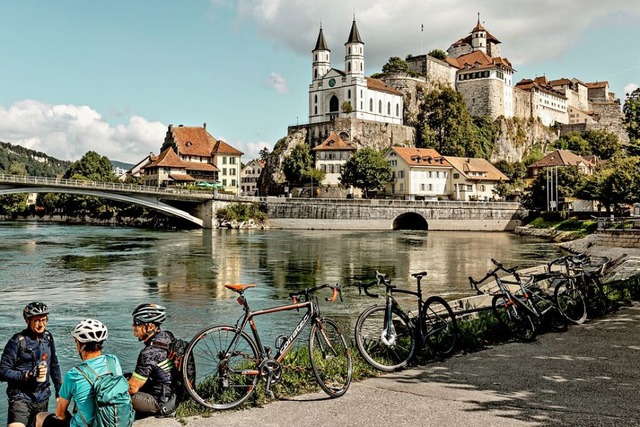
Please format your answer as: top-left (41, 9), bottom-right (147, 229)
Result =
top-left (288, 283), bottom-right (343, 303)
top-left (469, 259), bottom-right (520, 294)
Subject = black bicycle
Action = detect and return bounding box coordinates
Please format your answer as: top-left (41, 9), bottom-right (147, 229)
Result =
top-left (354, 270), bottom-right (459, 372)
top-left (183, 283), bottom-right (352, 410)
top-left (469, 259), bottom-right (567, 341)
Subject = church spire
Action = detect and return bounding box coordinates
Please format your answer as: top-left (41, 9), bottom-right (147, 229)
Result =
top-left (346, 18), bottom-right (363, 44)
top-left (312, 24), bottom-right (331, 81)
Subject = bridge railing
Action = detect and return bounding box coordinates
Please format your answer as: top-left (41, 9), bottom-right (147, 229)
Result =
top-left (0, 173), bottom-right (212, 199)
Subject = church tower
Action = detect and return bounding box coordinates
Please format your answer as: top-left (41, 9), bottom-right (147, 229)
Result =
top-left (312, 25), bottom-right (330, 81)
top-left (471, 13), bottom-right (487, 54)
top-left (344, 18), bottom-right (364, 80)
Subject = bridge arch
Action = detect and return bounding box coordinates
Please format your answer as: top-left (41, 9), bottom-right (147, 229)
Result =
top-left (0, 186), bottom-right (204, 227)
top-left (392, 212), bottom-right (428, 230)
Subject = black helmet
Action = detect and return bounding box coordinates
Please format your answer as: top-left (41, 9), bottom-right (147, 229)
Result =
top-left (23, 302), bottom-right (49, 319)
top-left (132, 303), bottom-right (166, 325)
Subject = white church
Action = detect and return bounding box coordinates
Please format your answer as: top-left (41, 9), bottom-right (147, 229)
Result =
top-left (308, 20), bottom-right (404, 126)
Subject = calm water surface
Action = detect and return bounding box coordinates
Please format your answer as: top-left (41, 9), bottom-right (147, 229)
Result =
top-left (0, 222), bottom-right (564, 419)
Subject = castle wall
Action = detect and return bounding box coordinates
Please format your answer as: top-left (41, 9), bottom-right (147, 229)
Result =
top-left (288, 118), bottom-right (415, 152)
top-left (589, 101), bottom-right (629, 144)
top-left (457, 79), bottom-right (505, 119)
top-left (513, 88), bottom-right (533, 120)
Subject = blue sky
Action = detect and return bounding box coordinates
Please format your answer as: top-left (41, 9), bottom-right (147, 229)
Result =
top-left (0, 0), bottom-right (638, 165)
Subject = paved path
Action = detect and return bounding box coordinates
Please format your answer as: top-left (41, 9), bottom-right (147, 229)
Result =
top-left (135, 303), bottom-right (640, 427)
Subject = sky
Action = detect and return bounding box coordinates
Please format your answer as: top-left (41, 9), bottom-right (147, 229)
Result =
top-left (0, 0), bottom-right (638, 165)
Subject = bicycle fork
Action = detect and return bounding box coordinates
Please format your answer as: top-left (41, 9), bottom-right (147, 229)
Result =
top-left (381, 300), bottom-right (398, 346)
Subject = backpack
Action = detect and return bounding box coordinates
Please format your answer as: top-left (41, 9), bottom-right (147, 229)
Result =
top-left (75, 355), bottom-right (135, 427)
top-left (150, 334), bottom-right (195, 404)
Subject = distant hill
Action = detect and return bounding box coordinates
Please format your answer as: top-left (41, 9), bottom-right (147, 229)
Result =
top-left (111, 159), bottom-right (134, 171)
top-left (0, 140), bottom-right (72, 177)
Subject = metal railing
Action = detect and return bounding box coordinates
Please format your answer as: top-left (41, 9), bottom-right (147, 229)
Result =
top-left (0, 174), bottom-right (213, 199)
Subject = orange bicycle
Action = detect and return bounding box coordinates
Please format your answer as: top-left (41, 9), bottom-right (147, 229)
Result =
top-left (183, 283), bottom-right (352, 410)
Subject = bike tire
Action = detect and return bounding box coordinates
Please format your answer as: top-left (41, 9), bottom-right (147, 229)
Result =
top-left (531, 290), bottom-right (568, 333)
top-left (183, 325), bottom-right (260, 410)
top-left (585, 280), bottom-right (611, 318)
top-left (492, 294), bottom-right (537, 342)
top-left (554, 280), bottom-right (587, 324)
top-left (422, 296), bottom-right (459, 358)
top-left (309, 317), bottom-right (352, 398)
top-left (354, 305), bottom-right (416, 372)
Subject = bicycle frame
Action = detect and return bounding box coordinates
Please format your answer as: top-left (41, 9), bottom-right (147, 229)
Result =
top-left (232, 293), bottom-right (318, 366)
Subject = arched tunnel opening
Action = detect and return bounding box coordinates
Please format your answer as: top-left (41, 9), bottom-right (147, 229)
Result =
top-left (392, 212), bottom-right (429, 230)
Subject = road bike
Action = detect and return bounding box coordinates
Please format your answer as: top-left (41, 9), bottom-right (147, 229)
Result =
top-left (469, 259), bottom-right (567, 341)
top-left (549, 254), bottom-right (613, 322)
top-left (354, 270), bottom-right (459, 372)
top-left (183, 283), bottom-right (352, 410)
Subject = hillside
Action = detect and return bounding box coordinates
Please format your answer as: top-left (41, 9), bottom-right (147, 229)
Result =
top-left (0, 140), bottom-right (72, 177)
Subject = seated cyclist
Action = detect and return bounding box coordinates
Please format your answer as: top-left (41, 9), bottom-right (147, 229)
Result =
top-left (128, 303), bottom-right (177, 418)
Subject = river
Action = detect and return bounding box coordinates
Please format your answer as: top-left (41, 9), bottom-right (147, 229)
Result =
top-left (0, 221), bottom-right (564, 420)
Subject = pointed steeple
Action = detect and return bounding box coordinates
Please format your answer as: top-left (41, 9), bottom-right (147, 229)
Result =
top-left (346, 19), bottom-right (363, 44)
top-left (313, 25), bottom-right (330, 52)
top-left (312, 24), bottom-right (331, 81)
top-left (472, 12), bottom-right (486, 32)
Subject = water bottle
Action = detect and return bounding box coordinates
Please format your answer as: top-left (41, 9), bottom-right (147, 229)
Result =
top-left (36, 354), bottom-right (48, 383)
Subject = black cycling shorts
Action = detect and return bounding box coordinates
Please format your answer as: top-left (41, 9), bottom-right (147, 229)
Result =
top-left (41, 413), bottom-right (71, 427)
top-left (7, 398), bottom-right (48, 427)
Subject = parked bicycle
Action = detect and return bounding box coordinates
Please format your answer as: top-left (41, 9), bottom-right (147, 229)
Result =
top-left (469, 259), bottom-right (567, 341)
top-left (548, 254), bottom-right (613, 322)
top-left (183, 283), bottom-right (352, 410)
top-left (354, 270), bottom-right (459, 372)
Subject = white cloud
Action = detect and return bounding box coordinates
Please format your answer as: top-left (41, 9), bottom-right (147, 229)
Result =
top-left (222, 0), bottom-right (640, 70)
top-left (624, 83), bottom-right (639, 98)
top-left (0, 100), bottom-right (165, 164)
top-left (264, 72), bottom-right (288, 94)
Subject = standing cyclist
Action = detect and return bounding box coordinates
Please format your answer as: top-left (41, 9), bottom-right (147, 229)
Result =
top-left (0, 302), bottom-right (62, 427)
top-left (35, 318), bottom-right (129, 427)
top-left (128, 303), bottom-right (177, 418)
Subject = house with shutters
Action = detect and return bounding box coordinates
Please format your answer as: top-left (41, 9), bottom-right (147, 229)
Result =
top-left (240, 159), bottom-right (264, 196)
top-left (142, 123), bottom-right (243, 194)
top-left (312, 132), bottom-right (357, 186)
top-left (444, 156), bottom-right (509, 201)
top-left (382, 147), bottom-right (452, 199)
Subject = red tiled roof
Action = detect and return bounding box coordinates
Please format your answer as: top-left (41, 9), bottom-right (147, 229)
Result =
top-left (185, 162), bottom-right (219, 172)
top-left (515, 77), bottom-right (567, 98)
top-left (444, 156), bottom-right (509, 182)
top-left (451, 50), bottom-right (513, 71)
top-left (168, 173), bottom-right (196, 182)
top-left (171, 126), bottom-right (219, 158)
top-left (528, 150), bottom-right (595, 168)
top-left (586, 81), bottom-right (608, 89)
top-left (388, 147), bottom-right (450, 167)
top-left (213, 140), bottom-right (244, 156)
top-left (312, 132), bottom-right (356, 151)
top-left (366, 77), bottom-right (402, 95)
top-left (145, 147), bottom-right (188, 169)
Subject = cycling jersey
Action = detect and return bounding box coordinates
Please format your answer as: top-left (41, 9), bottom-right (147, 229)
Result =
top-left (132, 330), bottom-right (176, 404)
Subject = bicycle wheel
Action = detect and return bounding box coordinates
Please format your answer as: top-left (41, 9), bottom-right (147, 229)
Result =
top-left (531, 291), bottom-right (568, 333)
top-left (492, 294), bottom-right (537, 342)
top-left (309, 317), bottom-right (352, 398)
top-left (554, 280), bottom-right (587, 324)
top-left (183, 325), bottom-right (260, 410)
top-left (422, 296), bottom-right (459, 357)
top-left (585, 280), bottom-right (611, 317)
top-left (354, 305), bottom-right (416, 372)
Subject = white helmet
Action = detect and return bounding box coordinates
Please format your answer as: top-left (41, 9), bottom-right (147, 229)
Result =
top-left (72, 319), bottom-right (109, 343)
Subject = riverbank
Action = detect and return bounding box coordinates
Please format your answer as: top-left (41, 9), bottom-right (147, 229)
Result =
top-left (135, 302), bottom-right (640, 427)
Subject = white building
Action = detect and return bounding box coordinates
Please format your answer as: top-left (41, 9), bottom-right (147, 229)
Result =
top-left (312, 132), bottom-right (356, 186)
top-left (308, 20), bottom-right (404, 125)
top-left (383, 147), bottom-right (452, 199)
top-left (240, 159), bottom-right (264, 196)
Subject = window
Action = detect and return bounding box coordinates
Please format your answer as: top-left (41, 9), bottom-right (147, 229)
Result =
top-left (222, 179), bottom-right (227, 186)
top-left (480, 185), bottom-right (485, 191)
top-left (399, 171), bottom-right (404, 178)
top-left (222, 157), bottom-right (227, 165)
top-left (420, 184), bottom-right (425, 191)
top-left (396, 104), bottom-right (399, 116)
top-left (231, 179), bottom-right (236, 186)
top-left (230, 168), bottom-right (236, 175)
top-left (222, 168), bottom-right (227, 175)
top-left (314, 95), bottom-right (317, 103)
top-left (348, 89), bottom-right (351, 98)
top-left (369, 99), bottom-right (373, 111)
top-left (428, 184), bottom-right (433, 191)
top-left (466, 185), bottom-right (472, 191)
top-left (387, 102), bottom-right (391, 115)
top-left (230, 157), bottom-right (236, 164)
top-left (378, 100), bottom-right (382, 113)
top-left (436, 171), bottom-right (440, 178)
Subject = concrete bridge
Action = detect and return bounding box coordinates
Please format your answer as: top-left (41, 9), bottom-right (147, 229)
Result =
top-left (0, 174), bottom-right (527, 230)
top-left (0, 173), bottom-right (214, 227)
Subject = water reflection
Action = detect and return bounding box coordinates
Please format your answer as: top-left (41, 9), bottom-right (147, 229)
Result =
top-left (0, 222), bottom-right (564, 420)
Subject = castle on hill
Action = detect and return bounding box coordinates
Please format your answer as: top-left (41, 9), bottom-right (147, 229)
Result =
top-left (289, 15), bottom-right (627, 157)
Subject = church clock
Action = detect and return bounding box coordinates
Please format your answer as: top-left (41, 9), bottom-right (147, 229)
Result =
top-left (328, 78), bottom-right (336, 87)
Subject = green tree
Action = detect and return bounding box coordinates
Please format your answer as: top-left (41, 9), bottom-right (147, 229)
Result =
top-left (428, 49), bottom-right (447, 61)
top-left (382, 56), bottom-right (410, 74)
top-left (8, 162), bottom-right (27, 176)
top-left (418, 85), bottom-right (477, 156)
top-left (282, 144), bottom-right (313, 185)
top-left (578, 156), bottom-right (640, 213)
top-left (63, 151), bottom-right (116, 181)
top-left (339, 148), bottom-right (391, 198)
top-left (583, 129), bottom-right (621, 160)
top-left (553, 131), bottom-right (590, 155)
top-left (523, 166), bottom-right (585, 211)
top-left (623, 88), bottom-right (640, 141)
